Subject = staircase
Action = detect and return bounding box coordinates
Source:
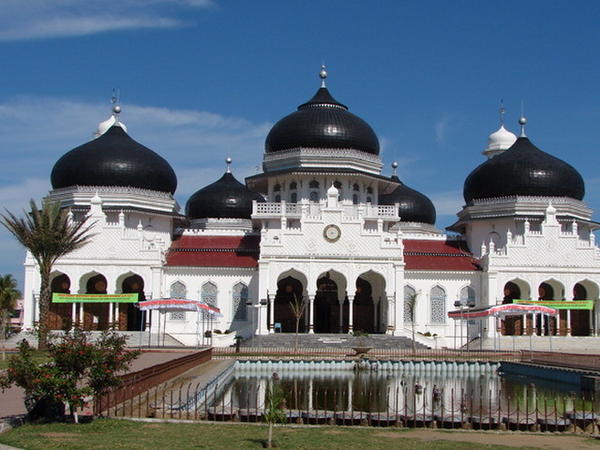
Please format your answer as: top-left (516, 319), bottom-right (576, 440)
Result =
top-left (240, 333), bottom-right (429, 350)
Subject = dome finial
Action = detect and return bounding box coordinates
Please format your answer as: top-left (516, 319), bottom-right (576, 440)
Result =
top-left (319, 64), bottom-right (327, 88)
top-left (225, 157), bottom-right (232, 173)
top-left (111, 88), bottom-right (122, 123)
top-left (519, 101), bottom-right (527, 137)
top-left (499, 99), bottom-right (505, 127)
top-left (391, 161), bottom-right (399, 176)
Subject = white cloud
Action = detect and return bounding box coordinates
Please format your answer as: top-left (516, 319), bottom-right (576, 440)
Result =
top-left (429, 189), bottom-right (463, 216)
top-left (0, 0), bottom-right (214, 41)
top-left (434, 116), bottom-right (449, 144)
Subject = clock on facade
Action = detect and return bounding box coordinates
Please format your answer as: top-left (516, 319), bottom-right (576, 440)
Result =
top-left (323, 224), bottom-right (341, 242)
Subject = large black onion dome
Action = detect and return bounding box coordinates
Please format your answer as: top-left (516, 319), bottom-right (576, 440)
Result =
top-left (463, 137), bottom-right (585, 203)
top-left (186, 172), bottom-right (264, 220)
top-left (265, 87), bottom-right (380, 155)
top-left (379, 176), bottom-right (436, 224)
top-left (51, 125), bottom-right (177, 194)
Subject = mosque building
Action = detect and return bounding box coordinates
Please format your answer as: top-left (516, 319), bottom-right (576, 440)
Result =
top-left (21, 68), bottom-right (600, 347)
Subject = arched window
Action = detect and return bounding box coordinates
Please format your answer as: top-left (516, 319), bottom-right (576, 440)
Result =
top-left (460, 286), bottom-right (476, 307)
top-left (333, 180), bottom-right (342, 189)
top-left (273, 184), bottom-right (281, 192)
top-left (309, 180), bottom-right (319, 189)
top-left (290, 192), bottom-right (297, 203)
top-left (404, 286), bottom-right (416, 324)
top-left (353, 183), bottom-right (360, 192)
top-left (232, 283), bottom-right (248, 321)
top-left (170, 281), bottom-right (187, 320)
top-left (366, 186), bottom-right (373, 194)
top-left (352, 194), bottom-right (358, 205)
top-left (201, 282), bottom-right (218, 318)
top-left (309, 191), bottom-right (319, 202)
top-left (430, 286), bottom-right (446, 324)
top-left (289, 181), bottom-right (297, 190)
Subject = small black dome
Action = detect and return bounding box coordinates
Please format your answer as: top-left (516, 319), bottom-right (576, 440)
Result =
top-left (379, 176), bottom-right (436, 225)
top-left (265, 87), bottom-right (380, 155)
top-left (51, 125), bottom-right (177, 194)
top-left (464, 137), bottom-right (585, 203)
top-left (186, 172), bottom-right (264, 220)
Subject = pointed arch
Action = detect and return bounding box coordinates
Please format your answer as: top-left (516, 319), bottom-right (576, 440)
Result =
top-left (201, 281), bottom-right (218, 318)
top-left (460, 285), bottom-right (476, 307)
top-left (404, 285), bottom-right (417, 325)
top-left (169, 280), bottom-right (187, 299)
top-left (49, 272), bottom-right (71, 330)
top-left (232, 282), bottom-right (248, 322)
top-left (430, 285), bottom-right (446, 324)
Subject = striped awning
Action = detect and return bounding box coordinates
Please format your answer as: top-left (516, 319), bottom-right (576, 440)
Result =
top-left (448, 303), bottom-right (558, 320)
top-left (137, 298), bottom-right (222, 316)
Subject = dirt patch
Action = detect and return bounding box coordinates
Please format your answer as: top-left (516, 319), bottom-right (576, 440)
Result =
top-left (376, 429), bottom-right (600, 449)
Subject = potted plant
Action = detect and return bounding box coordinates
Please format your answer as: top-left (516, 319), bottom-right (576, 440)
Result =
top-left (351, 330), bottom-right (371, 356)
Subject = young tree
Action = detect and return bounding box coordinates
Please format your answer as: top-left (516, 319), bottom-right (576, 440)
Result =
top-left (288, 293), bottom-right (307, 354)
top-left (0, 274), bottom-right (21, 361)
top-left (1, 200), bottom-right (94, 350)
top-left (405, 290), bottom-right (419, 355)
top-left (263, 372), bottom-right (286, 448)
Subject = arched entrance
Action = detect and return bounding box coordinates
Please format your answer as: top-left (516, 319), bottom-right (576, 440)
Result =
top-left (502, 281), bottom-right (522, 335)
top-left (121, 274), bottom-right (146, 331)
top-left (572, 281), bottom-right (597, 336)
top-left (84, 273), bottom-right (109, 330)
top-left (314, 273), bottom-right (339, 333)
top-left (353, 278), bottom-right (374, 333)
top-left (274, 276), bottom-right (305, 333)
top-left (539, 280), bottom-right (565, 335)
top-left (49, 273), bottom-right (71, 330)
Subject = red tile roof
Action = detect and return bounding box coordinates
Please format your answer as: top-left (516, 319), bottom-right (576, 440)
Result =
top-left (165, 235), bottom-right (260, 268)
top-left (403, 239), bottom-right (481, 272)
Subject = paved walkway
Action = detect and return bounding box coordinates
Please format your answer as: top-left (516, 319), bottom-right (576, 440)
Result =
top-left (0, 351), bottom-right (195, 419)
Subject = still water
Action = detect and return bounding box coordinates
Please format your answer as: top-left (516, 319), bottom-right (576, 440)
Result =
top-left (208, 360), bottom-right (598, 415)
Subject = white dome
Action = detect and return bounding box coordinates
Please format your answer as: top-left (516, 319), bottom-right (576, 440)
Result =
top-left (483, 125), bottom-right (516, 158)
top-left (94, 114), bottom-right (127, 137)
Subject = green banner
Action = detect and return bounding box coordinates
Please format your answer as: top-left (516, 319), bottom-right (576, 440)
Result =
top-left (52, 293), bottom-right (139, 303)
top-left (514, 299), bottom-right (594, 310)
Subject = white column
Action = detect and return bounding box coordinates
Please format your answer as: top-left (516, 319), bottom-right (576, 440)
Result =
top-left (338, 300), bottom-right (344, 333)
top-left (541, 314), bottom-right (546, 336)
top-left (71, 303), bottom-right (77, 329)
top-left (522, 314), bottom-right (526, 335)
top-left (567, 309), bottom-right (572, 336)
top-left (269, 297), bottom-right (275, 333)
top-left (108, 302), bottom-right (114, 329)
top-left (348, 295), bottom-right (354, 333)
top-left (79, 302), bottom-right (84, 329)
top-left (387, 296), bottom-right (396, 335)
top-left (308, 295), bottom-right (315, 334)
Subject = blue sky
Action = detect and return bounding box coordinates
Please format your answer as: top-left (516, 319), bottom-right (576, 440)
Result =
top-left (2, 0), bottom-right (600, 289)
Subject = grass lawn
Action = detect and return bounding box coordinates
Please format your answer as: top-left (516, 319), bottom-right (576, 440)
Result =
top-left (0, 350), bottom-right (49, 370)
top-left (0, 419), bottom-right (543, 449)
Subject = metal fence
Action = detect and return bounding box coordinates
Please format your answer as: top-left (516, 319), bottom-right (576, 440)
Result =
top-left (100, 379), bottom-right (599, 433)
top-left (213, 347), bottom-right (524, 362)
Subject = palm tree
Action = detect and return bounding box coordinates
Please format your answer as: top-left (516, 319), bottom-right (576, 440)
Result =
top-left (1, 200), bottom-right (94, 350)
top-left (288, 293), bottom-right (307, 354)
top-left (0, 274), bottom-right (21, 360)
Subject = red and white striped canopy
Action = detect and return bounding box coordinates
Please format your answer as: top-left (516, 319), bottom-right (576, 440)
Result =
top-left (448, 303), bottom-right (558, 320)
top-left (138, 298), bottom-right (222, 317)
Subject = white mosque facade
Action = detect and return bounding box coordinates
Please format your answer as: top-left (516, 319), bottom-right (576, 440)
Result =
top-left (20, 71), bottom-right (600, 347)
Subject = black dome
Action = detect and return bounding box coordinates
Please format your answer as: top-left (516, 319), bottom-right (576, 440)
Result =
top-left (463, 137), bottom-right (585, 204)
top-left (51, 125), bottom-right (177, 194)
top-left (265, 87), bottom-right (380, 155)
top-left (379, 176), bottom-right (436, 225)
top-left (186, 172), bottom-right (264, 220)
